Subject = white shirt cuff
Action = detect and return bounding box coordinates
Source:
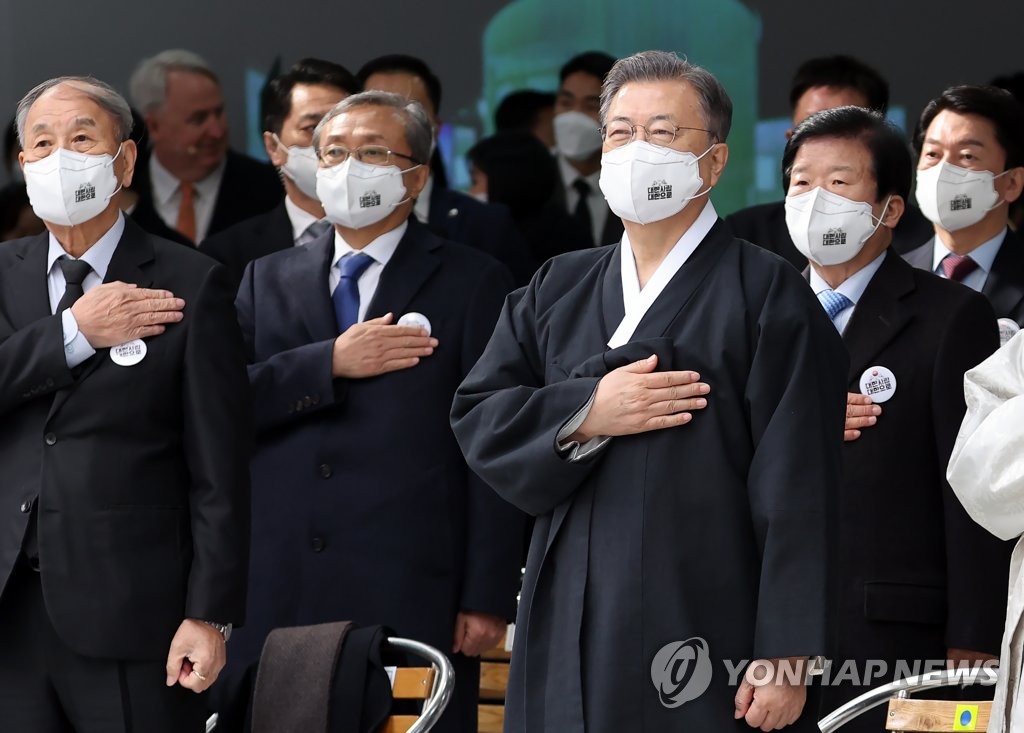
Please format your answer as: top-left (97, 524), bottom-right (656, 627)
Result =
top-left (556, 389), bottom-right (612, 461)
top-left (61, 308), bottom-right (96, 369)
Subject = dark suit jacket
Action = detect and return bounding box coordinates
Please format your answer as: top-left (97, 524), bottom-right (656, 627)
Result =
top-left (201, 201), bottom-right (292, 291)
top-left (819, 252), bottom-right (1010, 725)
top-left (551, 173), bottom-right (624, 248)
top-left (426, 185), bottom-right (536, 286)
top-left (130, 148), bottom-right (282, 245)
top-left (902, 227), bottom-right (1024, 327)
top-left (0, 218), bottom-right (251, 660)
top-left (727, 200), bottom-right (936, 270)
top-left (228, 220), bottom-right (524, 724)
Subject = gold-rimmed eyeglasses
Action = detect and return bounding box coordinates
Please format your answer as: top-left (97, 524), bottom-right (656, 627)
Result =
top-left (601, 121), bottom-right (713, 148)
top-left (317, 144), bottom-right (422, 167)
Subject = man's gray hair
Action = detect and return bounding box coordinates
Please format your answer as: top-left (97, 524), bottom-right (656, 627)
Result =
top-left (129, 49), bottom-right (219, 113)
top-left (600, 50), bottom-right (733, 143)
top-left (312, 91), bottom-right (433, 165)
top-left (16, 76), bottom-right (133, 147)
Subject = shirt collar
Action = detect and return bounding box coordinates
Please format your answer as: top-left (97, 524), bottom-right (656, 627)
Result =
top-left (149, 152), bottom-right (226, 206)
top-left (809, 249), bottom-right (887, 304)
top-left (284, 195), bottom-right (323, 243)
top-left (558, 153), bottom-right (601, 190)
top-left (931, 228), bottom-right (1007, 273)
top-left (46, 212), bottom-right (125, 278)
top-left (331, 220), bottom-right (407, 270)
top-left (413, 174), bottom-right (434, 224)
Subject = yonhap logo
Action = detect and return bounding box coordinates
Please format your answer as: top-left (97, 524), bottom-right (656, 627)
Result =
top-left (651, 637), bottom-right (713, 708)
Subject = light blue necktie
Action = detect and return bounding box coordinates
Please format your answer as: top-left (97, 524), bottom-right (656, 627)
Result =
top-left (333, 252), bottom-right (374, 332)
top-left (817, 289), bottom-right (853, 326)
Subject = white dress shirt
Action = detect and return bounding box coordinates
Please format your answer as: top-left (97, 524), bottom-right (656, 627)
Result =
top-left (930, 228), bottom-right (1006, 292)
top-left (809, 250), bottom-right (887, 333)
top-left (330, 221), bottom-right (406, 323)
top-left (284, 195), bottom-right (324, 245)
top-left (558, 201), bottom-right (718, 460)
top-left (47, 213), bottom-right (125, 368)
top-left (559, 154), bottom-right (608, 245)
top-left (149, 154), bottom-right (225, 243)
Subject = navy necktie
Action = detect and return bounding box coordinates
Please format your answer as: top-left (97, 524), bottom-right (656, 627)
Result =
top-left (333, 252), bottom-right (374, 332)
top-left (817, 289), bottom-right (853, 325)
top-left (56, 257), bottom-right (93, 313)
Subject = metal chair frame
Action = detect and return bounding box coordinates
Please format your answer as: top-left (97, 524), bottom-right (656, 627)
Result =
top-left (818, 666), bottom-right (999, 732)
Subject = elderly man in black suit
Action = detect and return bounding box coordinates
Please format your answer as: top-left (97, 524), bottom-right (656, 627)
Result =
top-left (218, 91), bottom-right (523, 733)
top-left (903, 85), bottom-right (1024, 337)
top-left (127, 49), bottom-right (282, 245)
top-left (783, 105), bottom-right (1009, 731)
top-left (0, 75), bottom-right (250, 732)
top-left (202, 58), bottom-right (360, 289)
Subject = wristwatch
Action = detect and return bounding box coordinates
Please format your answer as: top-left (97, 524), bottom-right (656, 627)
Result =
top-left (201, 620), bottom-right (233, 642)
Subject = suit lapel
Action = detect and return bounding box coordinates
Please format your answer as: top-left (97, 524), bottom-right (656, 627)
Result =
top-left (4, 233), bottom-right (52, 329)
top-left (48, 220), bottom-right (157, 419)
top-left (982, 229), bottom-right (1024, 320)
top-left (842, 252), bottom-right (915, 381)
top-left (293, 234), bottom-right (338, 342)
top-left (365, 222), bottom-right (441, 320)
top-left (901, 239), bottom-right (935, 272)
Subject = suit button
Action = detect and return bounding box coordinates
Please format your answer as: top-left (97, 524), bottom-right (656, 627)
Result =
top-left (45, 378), bottom-right (54, 388)
top-left (20, 500), bottom-right (32, 513)
top-left (44, 433), bottom-right (57, 446)
top-left (311, 537), bottom-right (325, 553)
top-left (319, 464), bottom-right (332, 479)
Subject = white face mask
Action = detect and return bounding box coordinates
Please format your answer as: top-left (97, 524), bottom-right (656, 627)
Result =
top-left (915, 162), bottom-right (1006, 232)
top-left (598, 140), bottom-right (713, 225)
top-left (785, 187), bottom-right (890, 266)
top-left (23, 145), bottom-right (123, 226)
top-left (316, 157), bottom-right (416, 229)
top-left (273, 134), bottom-right (320, 201)
top-left (554, 111), bottom-right (603, 161)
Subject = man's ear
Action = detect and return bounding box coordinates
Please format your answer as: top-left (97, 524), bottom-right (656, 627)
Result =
top-left (405, 163), bottom-right (430, 199)
top-left (264, 131), bottom-right (286, 167)
top-left (119, 140), bottom-right (138, 189)
top-left (1000, 166), bottom-right (1024, 205)
top-left (705, 143), bottom-right (729, 188)
top-left (881, 194), bottom-right (905, 228)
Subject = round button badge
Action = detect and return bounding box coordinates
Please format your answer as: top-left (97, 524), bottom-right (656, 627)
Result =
top-left (859, 365), bottom-right (897, 403)
top-left (398, 312), bottom-right (432, 336)
top-left (998, 318), bottom-right (1020, 348)
top-left (110, 339), bottom-right (147, 367)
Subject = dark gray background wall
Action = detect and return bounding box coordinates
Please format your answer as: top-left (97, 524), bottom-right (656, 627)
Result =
top-left (2, 0), bottom-right (1020, 194)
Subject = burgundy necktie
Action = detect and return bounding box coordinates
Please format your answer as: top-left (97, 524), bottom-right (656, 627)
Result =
top-left (940, 254), bottom-right (979, 282)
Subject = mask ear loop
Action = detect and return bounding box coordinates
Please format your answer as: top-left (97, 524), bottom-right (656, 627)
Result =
top-left (106, 142), bottom-right (125, 203)
top-left (984, 168), bottom-right (1014, 213)
top-left (683, 143), bottom-right (720, 202)
top-left (865, 194), bottom-right (893, 240)
top-left (394, 163), bottom-right (426, 207)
